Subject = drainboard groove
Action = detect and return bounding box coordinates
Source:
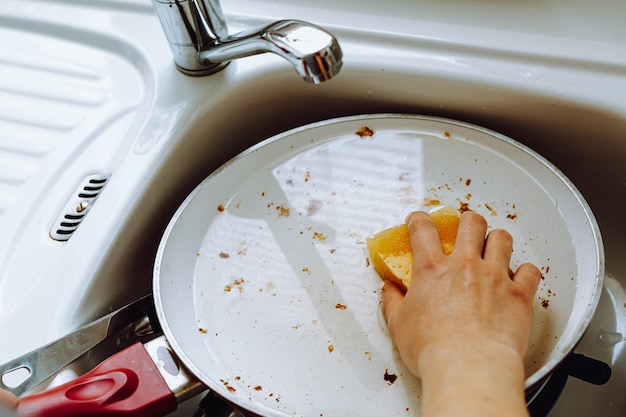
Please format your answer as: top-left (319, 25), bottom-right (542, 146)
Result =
top-left (49, 174), bottom-right (110, 241)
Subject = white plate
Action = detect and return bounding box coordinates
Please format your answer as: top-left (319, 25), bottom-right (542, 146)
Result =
top-left (154, 114), bottom-right (603, 417)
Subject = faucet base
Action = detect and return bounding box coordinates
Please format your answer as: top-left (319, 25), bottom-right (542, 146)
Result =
top-left (174, 61), bottom-right (230, 77)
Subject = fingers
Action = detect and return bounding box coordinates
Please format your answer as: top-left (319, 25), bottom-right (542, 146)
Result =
top-left (483, 229), bottom-right (513, 266)
top-left (453, 211), bottom-right (488, 255)
top-left (512, 262), bottom-right (542, 297)
top-left (406, 211), bottom-right (444, 258)
top-left (381, 280), bottom-right (405, 327)
top-left (0, 389), bottom-right (17, 411)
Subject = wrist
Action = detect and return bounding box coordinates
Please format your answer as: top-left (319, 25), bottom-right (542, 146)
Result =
top-left (418, 342), bottom-right (528, 417)
top-left (419, 340), bottom-right (526, 376)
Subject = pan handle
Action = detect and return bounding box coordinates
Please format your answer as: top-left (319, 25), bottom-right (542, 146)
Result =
top-left (16, 343), bottom-right (177, 417)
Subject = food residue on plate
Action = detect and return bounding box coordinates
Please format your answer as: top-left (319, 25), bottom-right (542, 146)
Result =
top-left (224, 278), bottom-right (245, 293)
top-left (383, 369), bottom-right (398, 385)
top-left (459, 201), bottom-right (471, 213)
top-left (356, 126), bottom-right (374, 137)
top-left (485, 203), bottom-right (497, 216)
top-left (276, 205), bottom-right (290, 217)
top-left (423, 197), bottom-right (441, 206)
top-left (220, 379), bottom-right (237, 393)
top-left (335, 303), bottom-right (347, 310)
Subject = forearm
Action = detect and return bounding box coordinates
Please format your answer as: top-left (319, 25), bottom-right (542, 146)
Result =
top-left (419, 343), bottom-right (529, 417)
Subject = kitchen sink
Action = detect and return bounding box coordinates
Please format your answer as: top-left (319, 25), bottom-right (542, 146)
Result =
top-left (97, 44), bottom-right (626, 417)
top-left (1, 0), bottom-right (625, 416)
top-left (100, 52), bottom-right (626, 311)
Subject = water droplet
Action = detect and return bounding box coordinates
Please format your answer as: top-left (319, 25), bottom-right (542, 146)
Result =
top-left (597, 328), bottom-right (624, 348)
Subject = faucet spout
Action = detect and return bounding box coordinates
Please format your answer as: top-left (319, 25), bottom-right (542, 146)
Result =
top-left (200, 20), bottom-right (343, 84)
top-left (152, 0), bottom-right (343, 83)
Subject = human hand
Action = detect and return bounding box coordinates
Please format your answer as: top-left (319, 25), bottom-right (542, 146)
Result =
top-left (0, 389), bottom-right (17, 415)
top-left (381, 211), bottom-right (541, 417)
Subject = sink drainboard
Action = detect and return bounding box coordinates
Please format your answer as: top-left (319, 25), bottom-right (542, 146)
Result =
top-left (49, 174), bottom-right (110, 241)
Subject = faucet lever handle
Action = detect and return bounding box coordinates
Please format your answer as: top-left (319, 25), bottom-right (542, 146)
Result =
top-left (152, 0), bottom-right (343, 81)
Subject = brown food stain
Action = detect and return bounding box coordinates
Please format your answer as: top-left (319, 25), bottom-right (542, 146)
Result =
top-left (277, 205), bottom-right (290, 217)
top-left (220, 379), bottom-right (237, 393)
top-left (335, 303), bottom-right (347, 310)
top-left (313, 232), bottom-right (327, 242)
top-left (459, 202), bottom-right (471, 213)
top-left (198, 327), bottom-right (208, 334)
top-left (384, 369), bottom-right (398, 385)
top-left (224, 278), bottom-right (245, 293)
top-left (424, 198), bottom-right (441, 206)
top-left (217, 204), bottom-right (225, 212)
top-left (485, 203), bottom-right (497, 216)
top-left (356, 126), bottom-right (374, 137)
top-left (328, 344), bottom-right (334, 353)
top-left (539, 298), bottom-right (550, 309)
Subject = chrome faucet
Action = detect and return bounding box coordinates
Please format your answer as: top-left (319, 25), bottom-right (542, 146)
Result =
top-left (151, 0), bottom-right (343, 83)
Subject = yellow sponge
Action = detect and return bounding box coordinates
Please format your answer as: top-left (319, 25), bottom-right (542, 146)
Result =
top-left (366, 207), bottom-right (460, 291)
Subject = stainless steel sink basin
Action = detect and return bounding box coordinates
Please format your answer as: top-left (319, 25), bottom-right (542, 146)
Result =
top-left (109, 56), bottom-right (626, 301)
top-left (92, 36), bottom-right (626, 417)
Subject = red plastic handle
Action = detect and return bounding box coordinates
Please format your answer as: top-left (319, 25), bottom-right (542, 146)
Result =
top-left (16, 342), bottom-right (177, 417)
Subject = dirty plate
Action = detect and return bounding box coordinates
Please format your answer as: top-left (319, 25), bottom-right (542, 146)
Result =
top-left (154, 114), bottom-right (603, 417)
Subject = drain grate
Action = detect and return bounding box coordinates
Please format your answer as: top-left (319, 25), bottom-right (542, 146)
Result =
top-left (49, 174), bottom-right (110, 241)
